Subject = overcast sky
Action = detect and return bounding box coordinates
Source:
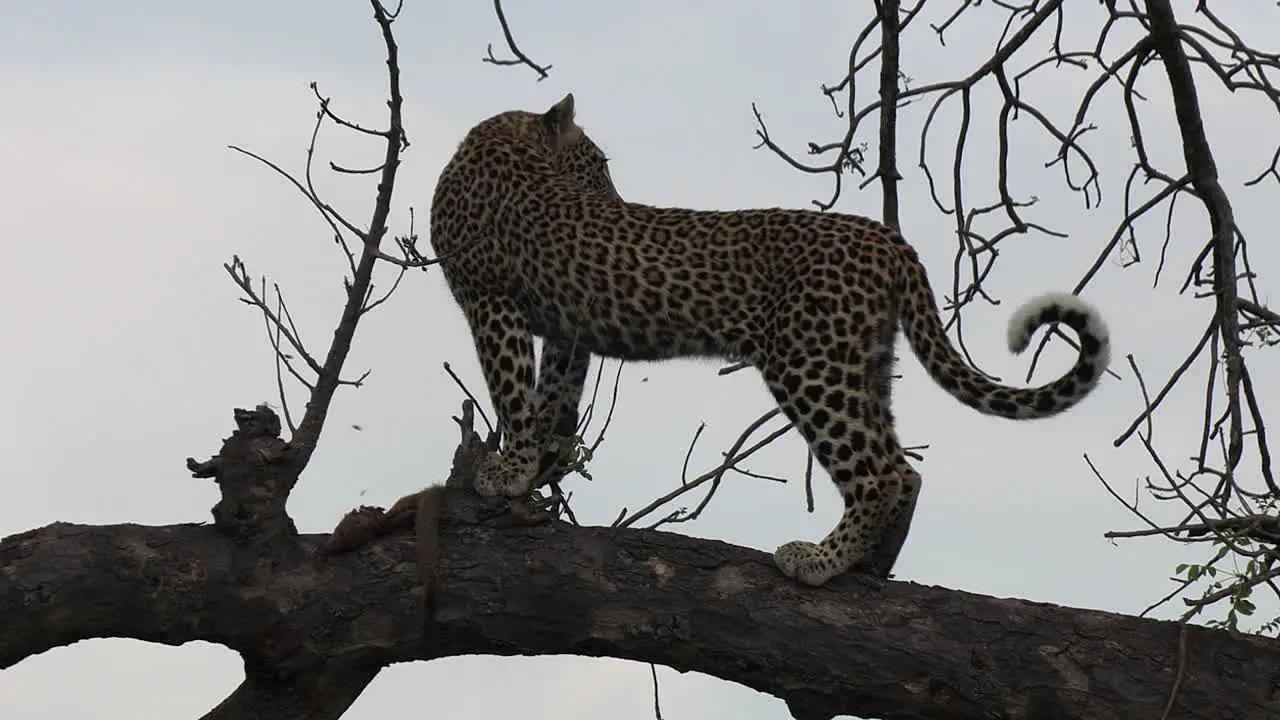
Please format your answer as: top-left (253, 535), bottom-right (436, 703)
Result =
top-left (2, 2), bottom-right (1277, 719)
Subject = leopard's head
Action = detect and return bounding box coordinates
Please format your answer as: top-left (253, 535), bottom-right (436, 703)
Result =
top-left (459, 94), bottom-right (620, 200)
top-left (533, 93), bottom-right (619, 200)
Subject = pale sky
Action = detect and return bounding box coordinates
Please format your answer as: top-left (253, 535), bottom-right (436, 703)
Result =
top-left (1, 2), bottom-right (1277, 719)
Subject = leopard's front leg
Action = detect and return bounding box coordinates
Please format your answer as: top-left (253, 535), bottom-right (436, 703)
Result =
top-left (462, 295), bottom-right (542, 498)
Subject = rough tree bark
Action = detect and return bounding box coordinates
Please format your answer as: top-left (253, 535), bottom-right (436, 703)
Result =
top-left (2, 403), bottom-right (1278, 720)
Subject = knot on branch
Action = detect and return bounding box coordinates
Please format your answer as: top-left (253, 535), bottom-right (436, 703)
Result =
top-left (447, 400), bottom-right (561, 526)
top-left (445, 399), bottom-right (496, 491)
top-left (186, 403), bottom-right (297, 543)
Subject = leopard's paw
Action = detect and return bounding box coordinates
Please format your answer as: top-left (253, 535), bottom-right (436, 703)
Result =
top-left (474, 452), bottom-right (534, 498)
top-left (773, 540), bottom-right (839, 587)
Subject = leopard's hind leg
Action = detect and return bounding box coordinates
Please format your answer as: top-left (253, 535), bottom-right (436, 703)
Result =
top-left (857, 341), bottom-right (922, 580)
top-left (760, 329), bottom-right (905, 586)
top-left (859, 448), bottom-right (921, 579)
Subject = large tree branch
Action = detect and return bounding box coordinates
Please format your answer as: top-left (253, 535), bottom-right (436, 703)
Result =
top-left (1144, 0), bottom-right (1243, 477)
top-left (4, 499), bottom-right (1278, 720)
top-left (202, 663), bottom-right (379, 720)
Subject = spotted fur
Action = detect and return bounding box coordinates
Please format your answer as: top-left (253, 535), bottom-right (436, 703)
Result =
top-left (429, 94), bottom-right (1111, 586)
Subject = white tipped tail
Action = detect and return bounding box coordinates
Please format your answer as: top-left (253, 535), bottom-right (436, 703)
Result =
top-left (1007, 292), bottom-right (1110, 372)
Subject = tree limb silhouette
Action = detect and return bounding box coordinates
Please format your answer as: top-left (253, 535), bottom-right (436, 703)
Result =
top-left (5, 406), bottom-right (1278, 720)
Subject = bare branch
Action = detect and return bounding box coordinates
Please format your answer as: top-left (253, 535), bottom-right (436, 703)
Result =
top-left (483, 0), bottom-right (551, 79)
top-left (288, 1), bottom-right (410, 469)
top-left (614, 408), bottom-right (792, 530)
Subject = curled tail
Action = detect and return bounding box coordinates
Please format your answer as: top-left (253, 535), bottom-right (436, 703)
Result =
top-left (898, 253), bottom-right (1111, 420)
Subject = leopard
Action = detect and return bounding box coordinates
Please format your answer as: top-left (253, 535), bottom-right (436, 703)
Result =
top-left (428, 93), bottom-right (1111, 587)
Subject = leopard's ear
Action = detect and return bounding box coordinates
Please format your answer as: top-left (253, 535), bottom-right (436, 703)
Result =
top-left (541, 93), bottom-right (578, 149)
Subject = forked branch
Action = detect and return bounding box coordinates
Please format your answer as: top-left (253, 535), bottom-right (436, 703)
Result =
top-left (224, 1), bottom-right (418, 473)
